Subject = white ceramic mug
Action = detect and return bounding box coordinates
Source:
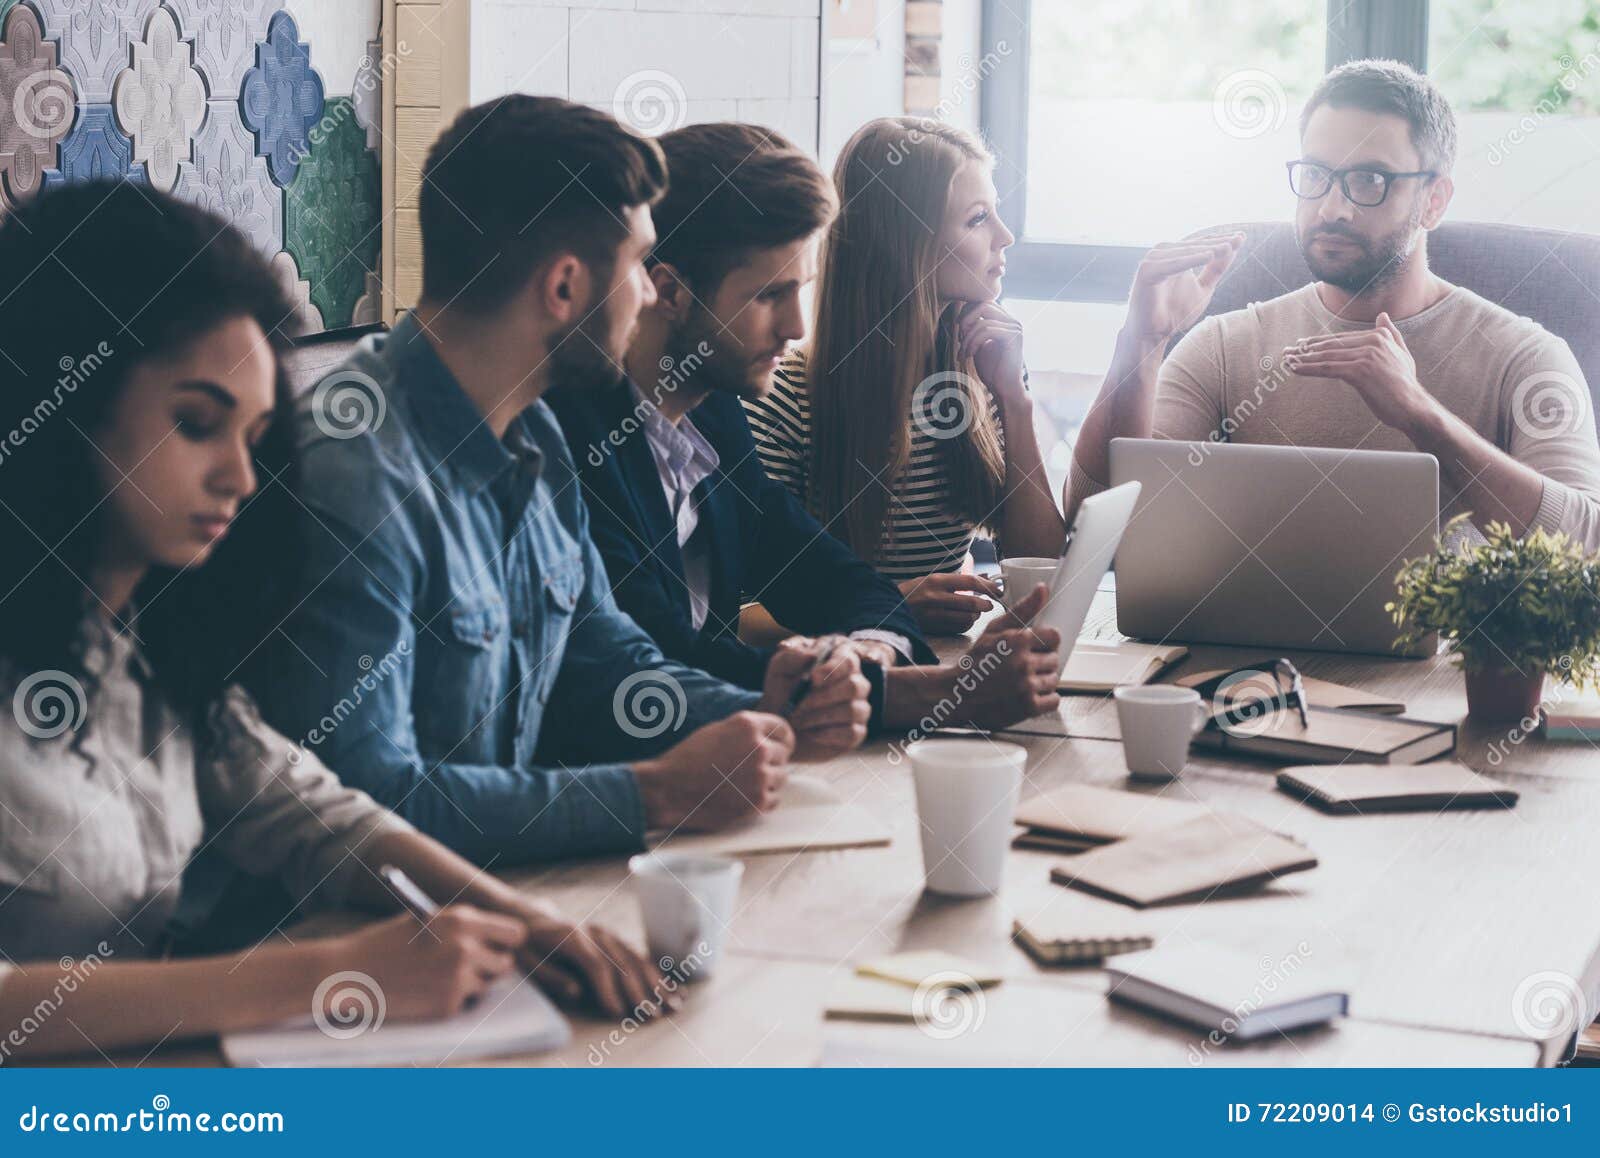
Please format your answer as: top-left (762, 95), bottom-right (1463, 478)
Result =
top-left (628, 852), bottom-right (743, 982)
top-left (1113, 685), bottom-right (1207, 782)
top-left (906, 739), bottom-right (1027, 897)
top-left (999, 556), bottom-right (1058, 613)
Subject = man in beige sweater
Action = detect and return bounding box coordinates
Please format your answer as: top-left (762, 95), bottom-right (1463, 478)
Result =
top-left (1066, 59), bottom-right (1600, 552)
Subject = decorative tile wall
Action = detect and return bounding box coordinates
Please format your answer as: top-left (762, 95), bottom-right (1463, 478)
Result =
top-left (0, 0), bottom-right (382, 333)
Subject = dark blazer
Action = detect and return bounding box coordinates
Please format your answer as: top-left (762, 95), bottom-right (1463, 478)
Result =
top-left (547, 380), bottom-right (934, 689)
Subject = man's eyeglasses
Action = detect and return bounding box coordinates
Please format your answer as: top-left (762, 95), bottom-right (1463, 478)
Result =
top-left (1286, 161), bottom-right (1436, 208)
top-left (1190, 658), bottom-right (1311, 730)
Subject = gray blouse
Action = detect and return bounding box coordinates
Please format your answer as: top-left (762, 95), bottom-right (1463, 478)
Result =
top-left (0, 618), bottom-right (410, 969)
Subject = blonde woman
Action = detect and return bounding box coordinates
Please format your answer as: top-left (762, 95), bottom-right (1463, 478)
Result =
top-left (743, 118), bottom-right (1064, 635)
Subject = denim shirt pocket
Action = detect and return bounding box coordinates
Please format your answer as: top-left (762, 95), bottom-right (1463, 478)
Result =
top-left (532, 553), bottom-right (585, 703)
top-left (415, 597), bottom-right (508, 757)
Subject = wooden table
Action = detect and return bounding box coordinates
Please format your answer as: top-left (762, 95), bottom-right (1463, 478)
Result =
top-left (136, 591), bottom-right (1593, 1068)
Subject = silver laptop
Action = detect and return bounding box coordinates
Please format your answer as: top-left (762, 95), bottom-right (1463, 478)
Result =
top-left (1108, 439), bottom-right (1439, 657)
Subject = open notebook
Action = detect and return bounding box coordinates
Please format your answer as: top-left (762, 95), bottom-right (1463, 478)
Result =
top-left (1059, 641), bottom-right (1188, 692)
top-left (222, 974), bottom-right (570, 1067)
top-left (653, 775), bottom-right (891, 857)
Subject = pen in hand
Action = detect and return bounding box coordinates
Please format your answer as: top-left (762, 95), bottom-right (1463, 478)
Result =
top-left (782, 638), bottom-right (841, 718)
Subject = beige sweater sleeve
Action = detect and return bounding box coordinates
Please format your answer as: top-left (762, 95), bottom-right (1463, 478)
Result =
top-left (1501, 334), bottom-right (1600, 552)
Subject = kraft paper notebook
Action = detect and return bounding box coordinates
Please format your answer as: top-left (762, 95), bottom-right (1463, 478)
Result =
top-left (653, 774), bottom-right (891, 857)
top-left (1177, 667), bottom-right (1406, 714)
top-left (1049, 812), bottom-right (1317, 908)
top-left (1059, 641), bottom-right (1189, 692)
top-left (1013, 783), bottom-right (1211, 849)
top-left (1012, 890), bottom-right (1157, 966)
top-left (1192, 705), bottom-right (1455, 765)
top-left (222, 975), bottom-right (570, 1067)
top-left (1276, 761), bottom-right (1519, 814)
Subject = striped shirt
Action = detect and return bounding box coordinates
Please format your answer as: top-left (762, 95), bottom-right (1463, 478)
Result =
top-left (743, 351), bottom-right (1004, 582)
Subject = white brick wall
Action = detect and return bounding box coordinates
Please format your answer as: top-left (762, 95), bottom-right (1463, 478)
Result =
top-left (470, 0), bottom-right (821, 153)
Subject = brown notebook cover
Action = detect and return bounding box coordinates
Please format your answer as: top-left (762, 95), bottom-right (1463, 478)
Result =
top-left (1192, 705), bottom-right (1455, 765)
top-left (1014, 783), bottom-right (1209, 846)
top-left (1276, 761), bottom-right (1518, 814)
top-left (1050, 813), bottom-right (1317, 908)
top-left (1177, 667), bottom-right (1406, 714)
top-left (1012, 891), bottom-right (1157, 965)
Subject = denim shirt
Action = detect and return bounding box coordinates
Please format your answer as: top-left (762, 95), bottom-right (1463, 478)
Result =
top-left (254, 316), bottom-right (759, 864)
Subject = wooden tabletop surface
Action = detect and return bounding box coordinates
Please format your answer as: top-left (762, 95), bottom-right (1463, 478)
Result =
top-left (111, 590), bottom-right (1594, 1068)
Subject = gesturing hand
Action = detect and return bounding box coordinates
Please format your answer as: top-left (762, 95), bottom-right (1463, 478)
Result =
top-left (1282, 312), bottom-right (1434, 433)
top-left (898, 571), bottom-right (1003, 636)
top-left (1125, 234), bottom-right (1243, 340)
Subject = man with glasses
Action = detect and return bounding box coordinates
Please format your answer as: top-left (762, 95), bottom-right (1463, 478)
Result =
top-left (1065, 59), bottom-right (1600, 552)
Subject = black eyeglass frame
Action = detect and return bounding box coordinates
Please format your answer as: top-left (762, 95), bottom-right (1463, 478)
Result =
top-left (1191, 658), bottom-right (1311, 730)
top-left (1285, 160), bottom-right (1438, 208)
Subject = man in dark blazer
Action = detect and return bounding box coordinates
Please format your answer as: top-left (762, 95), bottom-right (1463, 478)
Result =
top-left (549, 123), bottom-right (1063, 733)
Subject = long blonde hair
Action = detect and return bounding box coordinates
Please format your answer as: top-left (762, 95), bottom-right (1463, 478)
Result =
top-left (806, 117), bottom-right (1007, 564)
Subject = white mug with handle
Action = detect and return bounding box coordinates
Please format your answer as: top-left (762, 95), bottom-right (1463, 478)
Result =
top-left (1113, 685), bottom-right (1208, 782)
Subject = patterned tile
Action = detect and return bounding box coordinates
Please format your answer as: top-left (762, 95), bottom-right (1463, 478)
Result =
top-left (33, 0), bottom-right (156, 104)
top-left (351, 35), bottom-right (380, 151)
top-left (270, 250), bottom-right (323, 336)
top-left (174, 100), bottom-right (282, 259)
top-left (239, 9), bottom-right (323, 187)
top-left (42, 104), bottom-right (147, 188)
top-left (169, 0), bottom-right (283, 99)
top-left (0, 2), bottom-right (75, 208)
top-left (284, 97), bottom-right (377, 328)
top-left (113, 6), bottom-right (206, 191)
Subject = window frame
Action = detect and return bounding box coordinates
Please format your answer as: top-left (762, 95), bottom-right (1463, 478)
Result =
top-left (979, 0), bottom-right (1428, 302)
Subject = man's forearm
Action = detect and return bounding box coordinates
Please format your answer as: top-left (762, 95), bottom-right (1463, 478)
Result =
top-left (1402, 402), bottom-right (1544, 533)
top-left (881, 665), bottom-right (962, 730)
top-left (1067, 330), bottom-right (1169, 517)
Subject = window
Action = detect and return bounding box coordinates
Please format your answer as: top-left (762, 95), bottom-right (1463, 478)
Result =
top-left (1429, 0), bottom-right (1600, 232)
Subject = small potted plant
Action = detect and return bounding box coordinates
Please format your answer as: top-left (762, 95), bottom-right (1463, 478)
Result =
top-left (1388, 515), bottom-right (1600, 723)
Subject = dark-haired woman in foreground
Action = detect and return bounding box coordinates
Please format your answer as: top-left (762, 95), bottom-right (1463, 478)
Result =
top-left (0, 182), bottom-right (661, 1059)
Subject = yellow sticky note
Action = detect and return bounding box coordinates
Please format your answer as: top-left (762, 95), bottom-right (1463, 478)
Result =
top-left (855, 950), bottom-right (1003, 990)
